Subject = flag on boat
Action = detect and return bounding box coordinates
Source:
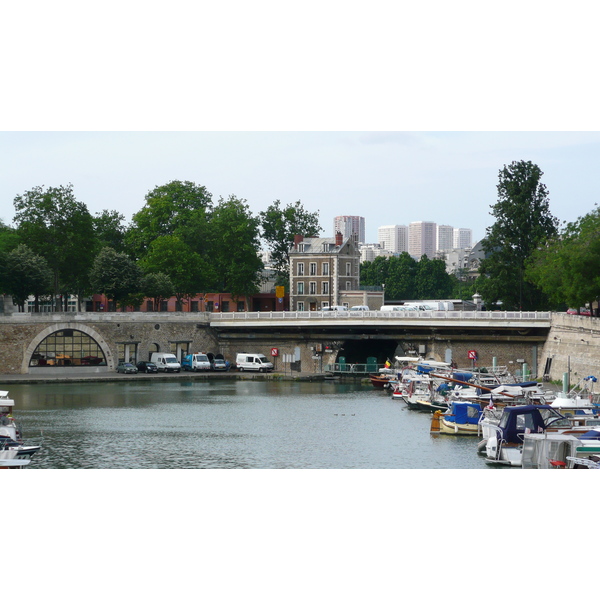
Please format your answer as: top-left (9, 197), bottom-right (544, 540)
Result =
top-left (488, 397), bottom-right (494, 409)
top-left (385, 359), bottom-right (391, 368)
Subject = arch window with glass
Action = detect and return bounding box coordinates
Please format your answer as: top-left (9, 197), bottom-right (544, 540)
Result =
top-left (30, 329), bottom-right (106, 367)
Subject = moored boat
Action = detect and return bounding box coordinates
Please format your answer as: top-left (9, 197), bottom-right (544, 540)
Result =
top-left (0, 390), bottom-right (41, 463)
top-left (431, 401), bottom-right (483, 435)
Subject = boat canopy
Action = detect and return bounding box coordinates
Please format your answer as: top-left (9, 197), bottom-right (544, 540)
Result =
top-left (498, 405), bottom-right (568, 444)
top-left (580, 429), bottom-right (600, 441)
top-left (445, 402), bottom-right (482, 425)
top-left (452, 372), bottom-right (474, 383)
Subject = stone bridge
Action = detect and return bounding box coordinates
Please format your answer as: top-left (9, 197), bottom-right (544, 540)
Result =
top-left (0, 310), bottom-right (596, 382)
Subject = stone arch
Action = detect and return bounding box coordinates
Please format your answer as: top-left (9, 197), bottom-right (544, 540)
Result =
top-left (22, 323), bottom-right (115, 373)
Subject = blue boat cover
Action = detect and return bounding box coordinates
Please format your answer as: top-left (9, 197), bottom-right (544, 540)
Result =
top-left (499, 405), bottom-right (561, 444)
top-left (452, 372), bottom-right (474, 383)
top-left (445, 402), bottom-right (482, 425)
top-left (580, 429), bottom-right (600, 440)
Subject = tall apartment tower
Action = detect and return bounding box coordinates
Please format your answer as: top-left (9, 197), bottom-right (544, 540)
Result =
top-left (436, 224), bottom-right (455, 252)
top-left (378, 225), bottom-right (408, 253)
top-left (334, 215), bottom-right (365, 244)
top-left (408, 221), bottom-right (437, 259)
top-left (453, 228), bottom-right (473, 249)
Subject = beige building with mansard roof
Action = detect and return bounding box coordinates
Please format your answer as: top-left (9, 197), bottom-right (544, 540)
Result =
top-left (289, 232), bottom-right (381, 311)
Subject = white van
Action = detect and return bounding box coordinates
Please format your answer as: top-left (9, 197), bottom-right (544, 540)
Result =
top-left (150, 352), bottom-right (181, 372)
top-left (350, 305), bottom-right (370, 311)
top-left (321, 305), bottom-right (348, 312)
top-left (181, 353), bottom-right (211, 371)
top-left (236, 353), bottom-right (274, 372)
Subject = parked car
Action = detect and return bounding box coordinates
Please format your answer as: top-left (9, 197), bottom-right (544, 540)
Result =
top-left (117, 362), bottom-right (138, 374)
top-left (211, 358), bottom-right (230, 371)
top-left (567, 307), bottom-right (592, 316)
top-left (136, 361), bottom-right (158, 373)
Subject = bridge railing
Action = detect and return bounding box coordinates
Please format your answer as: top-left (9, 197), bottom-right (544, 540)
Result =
top-left (210, 310), bottom-right (552, 321)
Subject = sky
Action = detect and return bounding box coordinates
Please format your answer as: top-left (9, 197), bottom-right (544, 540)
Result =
top-left (3, 3), bottom-right (600, 249)
top-left (2, 131), bottom-right (600, 246)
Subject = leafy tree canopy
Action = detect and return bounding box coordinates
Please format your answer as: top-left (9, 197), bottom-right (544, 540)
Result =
top-left (479, 161), bottom-right (559, 310)
top-left (0, 244), bottom-right (53, 311)
top-left (89, 247), bottom-right (142, 309)
top-left (126, 180), bottom-right (212, 257)
top-left (208, 195), bottom-right (264, 302)
top-left (260, 199), bottom-right (322, 285)
top-left (526, 206), bottom-right (600, 312)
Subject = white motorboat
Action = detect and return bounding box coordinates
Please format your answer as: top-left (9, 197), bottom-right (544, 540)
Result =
top-left (483, 404), bottom-right (573, 467)
top-left (0, 390), bottom-right (41, 463)
top-left (522, 424), bottom-right (600, 469)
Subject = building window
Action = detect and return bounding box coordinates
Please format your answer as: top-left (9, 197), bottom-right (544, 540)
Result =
top-left (146, 300), bottom-right (154, 312)
top-left (297, 262), bottom-right (305, 276)
top-left (190, 301), bottom-right (198, 312)
top-left (160, 300), bottom-right (168, 312)
top-left (346, 262), bottom-right (352, 276)
top-left (221, 301), bottom-right (230, 312)
top-left (297, 281), bottom-right (304, 294)
top-left (237, 301), bottom-right (245, 312)
top-left (346, 281), bottom-right (352, 290)
top-left (322, 262), bottom-right (329, 276)
top-left (310, 262), bottom-right (317, 275)
top-left (309, 282), bottom-right (316, 295)
top-left (206, 301), bottom-right (214, 312)
top-left (30, 329), bottom-right (107, 367)
top-left (322, 281), bottom-right (329, 295)
top-left (297, 302), bottom-right (305, 311)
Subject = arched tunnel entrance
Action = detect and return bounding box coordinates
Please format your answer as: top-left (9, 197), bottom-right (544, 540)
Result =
top-left (336, 339), bottom-right (400, 365)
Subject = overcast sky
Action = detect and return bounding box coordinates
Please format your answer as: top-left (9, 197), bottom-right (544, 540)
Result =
top-left (3, 3), bottom-right (600, 249)
top-left (2, 131), bottom-right (600, 246)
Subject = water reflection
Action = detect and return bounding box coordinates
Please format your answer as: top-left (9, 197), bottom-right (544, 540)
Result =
top-left (11, 380), bottom-right (489, 469)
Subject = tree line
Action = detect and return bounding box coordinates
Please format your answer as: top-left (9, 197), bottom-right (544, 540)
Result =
top-left (1, 161), bottom-right (598, 314)
top-left (0, 181), bottom-right (321, 311)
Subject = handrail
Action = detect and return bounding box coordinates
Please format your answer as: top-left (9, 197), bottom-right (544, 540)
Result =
top-left (209, 310), bottom-right (552, 322)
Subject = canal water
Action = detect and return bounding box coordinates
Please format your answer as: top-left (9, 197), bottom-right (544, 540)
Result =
top-left (12, 378), bottom-right (491, 469)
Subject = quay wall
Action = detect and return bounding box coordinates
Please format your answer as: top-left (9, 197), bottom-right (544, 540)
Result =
top-left (0, 311), bottom-right (598, 380)
top-left (539, 312), bottom-right (600, 383)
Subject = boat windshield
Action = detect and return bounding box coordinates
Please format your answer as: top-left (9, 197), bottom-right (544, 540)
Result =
top-left (539, 407), bottom-right (570, 428)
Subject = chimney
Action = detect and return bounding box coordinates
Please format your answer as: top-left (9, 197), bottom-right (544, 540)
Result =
top-left (293, 234), bottom-right (304, 249)
top-left (335, 231), bottom-right (343, 246)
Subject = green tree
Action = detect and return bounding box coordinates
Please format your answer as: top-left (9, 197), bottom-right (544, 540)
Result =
top-left (126, 180), bottom-right (212, 258)
top-left (89, 247), bottom-right (142, 310)
top-left (259, 200), bottom-right (322, 286)
top-left (139, 235), bottom-right (212, 308)
top-left (208, 195), bottom-right (264, 304)
top-left (13, 184), bottom-right (96, 310)
top-left (0, 244), bottom-right (53, 311)
top-left (480, 161), bottom-right (560, 310)
top-left (93, 209), bottom-right (128, 253)
top-left (388, 253), bottom-right (419, 300)
top-left (140, 272), bottom-right (175, 310)
top-left (526, 206), bottom-right (600, 312)
top-left (415, 255), bottom-right (453, 299)
top-left (0, 220), bottom-right (20, 256)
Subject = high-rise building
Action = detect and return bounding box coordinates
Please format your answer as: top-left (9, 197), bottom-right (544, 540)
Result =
top-left (377, 225), bottom-right (408, 253)
top-left (453, 228), bottom-right (473, 249)
top-left (408, 221), bottom-right (436, 259)
top-left (436, 225), bottom-right (454, 252)
top-left (334, 215), bottom-right (365, 244)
